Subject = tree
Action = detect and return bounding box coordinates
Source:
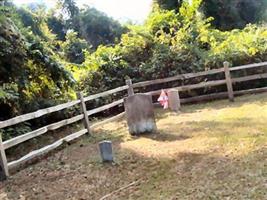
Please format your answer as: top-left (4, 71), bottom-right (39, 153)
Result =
top-left (47, 14), bottom-right (66, 41)
top-left (62, 30), bottom-right (91, 64)
top-left (55, 1), bottom-right (127, 48)
top-left (152, 0), bottom-right (267, 30)
top-left (16, 7), bottom-right (44, 37)
top-left (60, 0), bottom-right (79, 18)
top-left (153, 0), bottom-right (183, 12)
top-left (201, 0), bottom-right (267, 30)
top-left (72, 7), bottom-right (127, 49)
top-left (0, 4), bottom-right (74, 122)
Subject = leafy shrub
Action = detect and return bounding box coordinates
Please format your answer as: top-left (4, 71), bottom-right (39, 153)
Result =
top-left (61, 30), bottom-right (91, 64)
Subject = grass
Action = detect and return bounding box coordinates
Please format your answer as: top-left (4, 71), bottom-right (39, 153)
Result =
top-left (0, 93), bottom-right (267, 200)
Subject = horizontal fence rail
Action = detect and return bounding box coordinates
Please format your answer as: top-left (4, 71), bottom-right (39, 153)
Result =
top-left (132, 61), bottom-right (267, 90)
top-left (229, 61), bottom-right (267, 71)
top-left (178, 86), bottom-right (267, 104)
top-left (232, 72), bottom-right (267, 83)
top-left (0, 61), bottom-right (267, 180)
top-left (147, 79), bottom-right (227, 96)
top-left (132, 68), bottom-right (225, 88)
top-left (83, 85), bottom-right (129, 102)
top-left (3, 114), bottom-right (84, 150)
top-left (7, 128), bottom-right (88, 169)
top-left (87, 99), bottom-right (124, 116)
top-left (0, 100), bottom-right (81, 129)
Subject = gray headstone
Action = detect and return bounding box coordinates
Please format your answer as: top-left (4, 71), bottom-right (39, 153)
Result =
top-left (99, 140), bottom-right (113, 162)
top-left (124, 94), bottom-right (157, 135)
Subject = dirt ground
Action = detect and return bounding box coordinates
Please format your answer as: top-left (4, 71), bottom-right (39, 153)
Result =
top-left (0, 93), bottom-right (267, 200)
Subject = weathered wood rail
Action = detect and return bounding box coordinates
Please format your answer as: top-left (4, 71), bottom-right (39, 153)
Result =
top-left (0, 61), bottom-right (267, 180)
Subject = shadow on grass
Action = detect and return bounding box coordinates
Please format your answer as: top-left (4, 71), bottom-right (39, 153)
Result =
top-left (140, 131), bottom-right (191, 142)
top-left (112, 146), bottom-right (267, 199)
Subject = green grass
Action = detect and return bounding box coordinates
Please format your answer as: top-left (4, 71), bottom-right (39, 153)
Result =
top-left (1, 93), bottom-right (266, 200)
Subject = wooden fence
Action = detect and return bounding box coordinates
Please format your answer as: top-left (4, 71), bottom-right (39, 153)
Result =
top-left (1, 61), bottom-right (267, 180)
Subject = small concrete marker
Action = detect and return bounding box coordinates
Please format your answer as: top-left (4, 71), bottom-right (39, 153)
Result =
top-left (99, 140), bottom-right (113, 162)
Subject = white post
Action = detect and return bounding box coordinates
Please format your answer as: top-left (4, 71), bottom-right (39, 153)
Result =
top-left (224, 61), bottom-right (234, 102)
top-left (77, 92), bottom-right (91, 135)
top-left (125, 79), bottom-right (134, 96)
top-left (0, 133), bottom-right (9, 180)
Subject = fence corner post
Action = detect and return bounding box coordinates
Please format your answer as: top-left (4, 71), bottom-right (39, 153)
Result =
top-left (0, 133), bottom-right (9, 181)
top-left (77, 92), bottom-right (91, 135)
top-left (125, 78), bottom-right (134, 96)
top-left (223, 61), bottom-right (234, 102)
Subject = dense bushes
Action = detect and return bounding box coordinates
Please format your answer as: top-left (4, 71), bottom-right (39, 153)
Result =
top-left (154, 0), bottom-right (267, 30)
top-left (61, 31), bottom-right (91, 64)
top-left (0, 3), bottom-right (76, 139)
top-left (201, 0), bottom-right (267, 30)
top-left (77, 0), bottom-right (267, 96)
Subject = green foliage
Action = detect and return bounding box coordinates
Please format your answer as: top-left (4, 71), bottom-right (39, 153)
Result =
top-left (2, 122), bottom-right (32, 141)
top-left (77, 26), bottom-right (154, 95)
top-left (0, 3), bottom-right (75, 122)
top-left (153, 0), bottom-right (183, 12)
top-left (153, 0), bottom-right (267, 30)
top-left (47, 13), bottom-right (66, 41)
top-left (62, 30), bottom-right (91, 64)
top-left (16, 7), bottom-right (44, 37)
top-left (146, 8), bottom-right (180, 35)
top-left (204, 25), bottom-right (267, 67)
top-left (201, 0), bottom-right (267, 30)
top-left (0, 84), bottom-right (19, 103)
top-left (48, 2), bottom-right (127, 49)
top-left (60, 0), bottom-right (79, 18)
top-left (72, 7), bottom-right (127, 49)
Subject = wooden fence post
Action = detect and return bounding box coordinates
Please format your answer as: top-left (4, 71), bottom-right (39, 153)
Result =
top-left (77, 92), bottom-right (91, 135)
top-left (0, 133), bottom-right (8, 180)
top-left (224, 61), bottom-right (234, 102)
top-left (125, 78), bottom-right (134, 96)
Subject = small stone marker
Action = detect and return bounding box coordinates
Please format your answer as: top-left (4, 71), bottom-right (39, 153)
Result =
top-left (124, 94), bottom-right (157, 135)
top-left (99, 140), bottom-right (113, 162)
top-left (167, 89), bottom-right (181, 112)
